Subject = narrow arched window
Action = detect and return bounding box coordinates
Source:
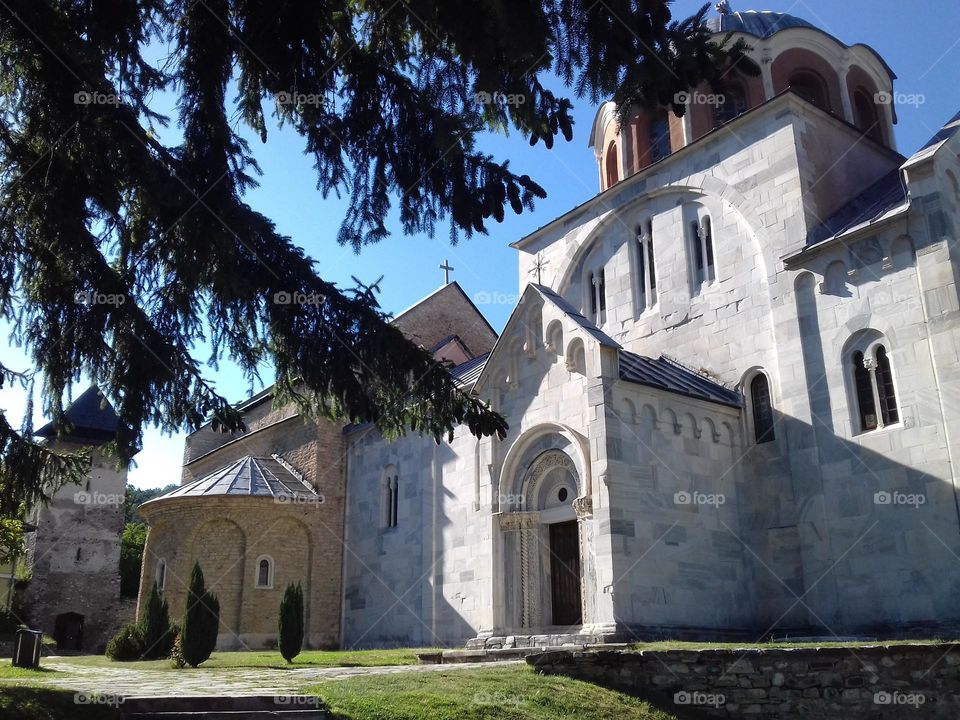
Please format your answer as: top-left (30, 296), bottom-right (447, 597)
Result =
top-left (255, 556), bottom-right (274, 588)
top-left (875, 346), bottom-right (898, 425)
top-left (853, 88), bottom-right (883, 144)
top-left (648, 111), bottom-right (671, 163)
top-left (156, 560), bottom-right (167, 592)
top-left (604, 142), bottom-right (618, 188)
top-left (750, 374), bottom-right (775, 443)
top-left (713, 82), bottom-right (748, 127)
top-left (690, 216), bottom-right (715, 293)
top-left (853, 351), bottom-right (878, 431)
top-left (637, 219), bottom-right (657, 311)
top-left (588, 268), bottom-right (606, 325)
top-left (789, 70), bottom-right (829, 111)
top-left (384, 474), bottom-right (399, 528)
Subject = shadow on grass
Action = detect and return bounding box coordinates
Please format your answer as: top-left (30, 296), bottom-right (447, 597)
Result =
top-left (0, 687), bottom-right (118, 720)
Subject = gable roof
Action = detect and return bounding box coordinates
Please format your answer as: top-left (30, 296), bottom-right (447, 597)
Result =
top-left (532, 284), bottom-right (620, 348)
top-left (803, 168), bottom-right (908, 247)
top-left (392, 281), bottom-right (498, 358)
top-left (903, 109), bottom-right (960, 168)
top-left (619, 352), bottom-right (743, 408)
top-left (35, 386), bottom-right (121, 444)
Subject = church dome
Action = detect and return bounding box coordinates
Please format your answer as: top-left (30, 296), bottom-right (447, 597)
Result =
top-left (706, 10), bottom-right (816, 38)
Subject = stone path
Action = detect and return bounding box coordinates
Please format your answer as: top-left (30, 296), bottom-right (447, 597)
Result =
top-left (4, 658), bottom-right (523, 697)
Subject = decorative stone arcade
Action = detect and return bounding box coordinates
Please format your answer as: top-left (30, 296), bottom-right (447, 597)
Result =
top-left (490, 449), bottom-right (600, 644)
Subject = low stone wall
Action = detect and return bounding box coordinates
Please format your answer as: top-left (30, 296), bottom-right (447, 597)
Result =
top-left (529, 645), bottom-right (960, 718)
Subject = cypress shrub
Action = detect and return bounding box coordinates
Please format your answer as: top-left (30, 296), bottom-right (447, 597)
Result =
top-left (278, 582), bottom-right (304, 663)
top-left (180, 562), bottom-right (220, 668)
top-left (140, 582), bottom-right (174, 659)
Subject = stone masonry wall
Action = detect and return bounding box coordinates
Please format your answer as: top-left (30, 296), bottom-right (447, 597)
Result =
top-left (530, 645), bottom-right (960, 718)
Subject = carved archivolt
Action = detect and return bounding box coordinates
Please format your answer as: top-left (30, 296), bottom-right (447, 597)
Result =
top-left (522, 450), bottom-right (577, 506)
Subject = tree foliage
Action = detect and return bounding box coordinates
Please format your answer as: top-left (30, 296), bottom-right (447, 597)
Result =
top-left (119, 521), bottom-right (148, 598)
top-left (278, 581), bottom-right (304, 663)
top-left (0, 1), bottom-right (752, 466)
top-left (180, 562), bottom-right (220, 667)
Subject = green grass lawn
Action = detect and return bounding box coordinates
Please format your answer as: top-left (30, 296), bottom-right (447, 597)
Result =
top-left (305, 665), bottom-right (678, 720)
top-left (629, 638), bottom-right (950, 651)
top-left (0, 687), bottom-right (118, 720)
top-left (52, 646), bottom-right (436, 671)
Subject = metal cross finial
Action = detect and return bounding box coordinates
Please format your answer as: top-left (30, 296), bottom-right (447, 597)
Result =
top-left (530, 253), bottom-right (549, 285)
top-left (439, 259), bottom-right (455, 285)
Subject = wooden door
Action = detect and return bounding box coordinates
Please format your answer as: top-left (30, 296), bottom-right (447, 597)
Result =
top-left (549, 521), bottom-right (582, 626)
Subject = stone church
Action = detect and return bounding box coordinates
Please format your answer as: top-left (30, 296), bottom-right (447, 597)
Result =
top-left (138, 9), bottom-right (960, 651)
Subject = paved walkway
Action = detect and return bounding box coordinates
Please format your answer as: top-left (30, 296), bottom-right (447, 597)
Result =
top-left (5, 658), bottom-right (523, 697)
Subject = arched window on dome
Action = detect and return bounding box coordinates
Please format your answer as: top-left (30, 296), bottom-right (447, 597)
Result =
top-left (604, 142), bottom-right (619, 189)
top-left (713, 81), bottom-right (748, 127)
top-left (255, 555), bottom-right (274, 589)
top-left (789, 70), bottom-right (830, 112)
top-left (853, 88), bottom-right (884, 144)
top-left (648, 110), bottom-right (672, 164)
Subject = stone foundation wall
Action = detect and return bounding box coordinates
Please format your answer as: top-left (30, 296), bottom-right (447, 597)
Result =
top-left (529, 645), bottom-right (960, 718)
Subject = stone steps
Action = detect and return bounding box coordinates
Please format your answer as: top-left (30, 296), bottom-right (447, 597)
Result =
top-left (118, 695), bottom-right (327, 719)
top-left (423, 642), bottom-right (629, 664)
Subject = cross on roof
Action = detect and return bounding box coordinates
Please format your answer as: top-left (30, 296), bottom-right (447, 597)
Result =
top-left (529, 253), bottom-right (549, 285)
top-left (439, 259), bottom-right (455, 285)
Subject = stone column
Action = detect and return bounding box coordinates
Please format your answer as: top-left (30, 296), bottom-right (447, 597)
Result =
top-left (498, 511), bottom-right (541, 630)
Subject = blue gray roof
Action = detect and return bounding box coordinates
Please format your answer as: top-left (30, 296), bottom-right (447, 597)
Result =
top-left (707, 10), bottom-right (815, 38)
top-left (805, 168), bottom-right (907, 247)
top-left (451, 352), bottom-right (488, 388)
top-left (619, 352), bottom-right (742, 408)
top-left (532, 284), bottom-right (621, 348)
top-left (151, 456), bottom-right (320, 501)
top-left (36, 386), bottom-right (121, 444)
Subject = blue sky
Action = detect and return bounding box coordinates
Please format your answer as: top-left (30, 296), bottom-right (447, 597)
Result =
top-left (1, 0), bottom-right (957, 489)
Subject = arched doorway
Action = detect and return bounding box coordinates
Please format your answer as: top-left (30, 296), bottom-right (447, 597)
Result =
top-left (54, 612), bottom-right (84, 652)
top-left (498, 450), bottom-right (591, 631)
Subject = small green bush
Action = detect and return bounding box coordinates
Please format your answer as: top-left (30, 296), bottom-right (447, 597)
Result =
top-left (105, 623), bottom-right (145, 661)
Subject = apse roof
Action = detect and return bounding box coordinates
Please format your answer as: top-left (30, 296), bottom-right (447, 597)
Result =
top-left (619, 352), bottom-right (743, 408)
top-left (151, 456), bottom-right (319, 501)
top-left (35, 386), bottom-right (121, 444)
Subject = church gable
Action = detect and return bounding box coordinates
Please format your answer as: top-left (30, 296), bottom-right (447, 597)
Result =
top-left (392, 281), bottom-right (498, 358)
